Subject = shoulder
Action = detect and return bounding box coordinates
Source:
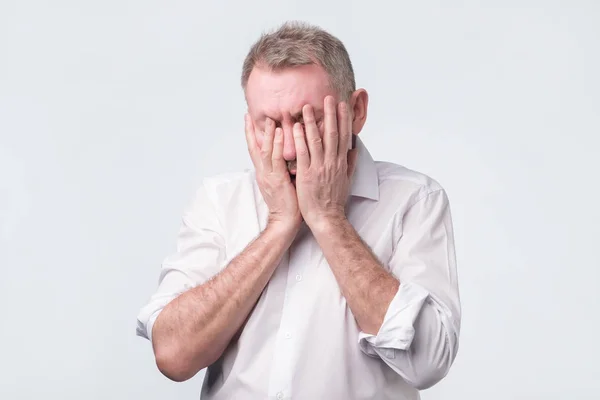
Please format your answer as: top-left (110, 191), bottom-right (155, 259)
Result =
top-left (375, 161), bottom-right (447, 207)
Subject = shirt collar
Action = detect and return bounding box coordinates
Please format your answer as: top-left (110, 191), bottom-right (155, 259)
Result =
top-left (350, 136), bottom-right (379, 201)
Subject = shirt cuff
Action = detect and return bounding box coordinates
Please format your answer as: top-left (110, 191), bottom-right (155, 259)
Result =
top-left (358, 281), bottom-right (430, 357)
top-left (136, 294), bottom-right (178, 343)
top-left (136, 309), bottom-right (162, 343)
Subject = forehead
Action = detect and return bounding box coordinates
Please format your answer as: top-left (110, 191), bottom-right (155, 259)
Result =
top-left (245, 64), bottom-right (337, 118)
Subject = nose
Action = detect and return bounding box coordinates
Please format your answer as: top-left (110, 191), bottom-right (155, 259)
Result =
top-left (282, 126), bottom-right (296, 161)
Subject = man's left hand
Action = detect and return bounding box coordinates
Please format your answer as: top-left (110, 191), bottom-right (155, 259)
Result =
top-left (293, 95), bottom-right (359, 231)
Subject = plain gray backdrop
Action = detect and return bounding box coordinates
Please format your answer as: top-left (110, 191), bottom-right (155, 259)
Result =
top-left (1, 1), bottom-right (599, 399)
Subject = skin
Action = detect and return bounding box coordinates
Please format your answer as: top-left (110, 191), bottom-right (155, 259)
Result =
top-left (151, 63), bottom-right (400, 382)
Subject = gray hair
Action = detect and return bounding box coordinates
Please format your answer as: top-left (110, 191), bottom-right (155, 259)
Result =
top-left (241, 21), bottom-right (356, 100)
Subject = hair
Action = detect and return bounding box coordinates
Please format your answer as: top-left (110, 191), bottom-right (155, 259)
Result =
top-left (241, 21), bottom-right (356, 100)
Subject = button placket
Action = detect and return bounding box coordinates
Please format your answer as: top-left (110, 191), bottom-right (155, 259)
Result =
top-left (267, 245), bottom-right (303, 399)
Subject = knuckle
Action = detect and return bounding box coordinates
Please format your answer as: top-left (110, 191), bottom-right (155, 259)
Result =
top-left (297, 147), bottom-right (309, 156)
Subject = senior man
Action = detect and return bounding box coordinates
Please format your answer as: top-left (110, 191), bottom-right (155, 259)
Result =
top-left (136, 21), bottom-right (461, 400)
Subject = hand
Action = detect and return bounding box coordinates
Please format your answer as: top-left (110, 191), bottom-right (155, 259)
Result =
top-left (245, 114), bottom-right (303, 232)
top-left (292, 96), bottom-right (359, 230)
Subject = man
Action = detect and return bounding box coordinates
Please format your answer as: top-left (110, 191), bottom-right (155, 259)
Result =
top-left (136, 21), bottom-right (461, 400)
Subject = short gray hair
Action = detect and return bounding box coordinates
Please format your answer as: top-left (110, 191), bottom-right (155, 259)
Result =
top-left (241, 21), bottom-right (356, 100)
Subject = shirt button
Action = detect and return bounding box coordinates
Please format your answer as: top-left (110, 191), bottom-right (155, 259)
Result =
top-left (276, 392), bottom-right (284, 400)
top-left (295, 274), bottom-right (302, 282)
top-left (285, 332), bottom-right (292, 339)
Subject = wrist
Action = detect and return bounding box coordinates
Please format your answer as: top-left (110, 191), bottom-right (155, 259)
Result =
top-left (307, 213), bottom-right (348, 237)
top-left (266, 217), bottom-right (302, 238)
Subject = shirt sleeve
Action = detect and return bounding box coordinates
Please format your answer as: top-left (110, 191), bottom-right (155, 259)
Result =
top-left (135, 182), bottom-right (226, 343)
top-left (357, 188), bottom-right (461, 390)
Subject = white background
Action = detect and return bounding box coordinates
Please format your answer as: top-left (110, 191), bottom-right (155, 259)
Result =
top-left (1, 1), bottom-right (599, 399)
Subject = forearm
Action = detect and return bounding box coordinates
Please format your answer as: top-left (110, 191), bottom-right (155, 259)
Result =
top-left (311, 217), bottom-right (399, 335)
top-left (152, 221), bottom-right (298, 381)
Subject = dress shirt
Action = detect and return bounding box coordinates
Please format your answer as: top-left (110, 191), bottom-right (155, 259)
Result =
top-left (136, 137), bottom-right (461, 400)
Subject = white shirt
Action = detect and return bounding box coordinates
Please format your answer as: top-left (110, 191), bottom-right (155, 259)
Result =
top-left (136, 137), bottom-right (461, 400)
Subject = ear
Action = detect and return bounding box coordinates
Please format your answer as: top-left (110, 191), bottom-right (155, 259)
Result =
top-left (350, 89), bottom-right (369, 135)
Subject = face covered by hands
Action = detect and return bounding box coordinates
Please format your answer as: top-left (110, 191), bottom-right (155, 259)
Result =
top-left (245, 94), bottom-right (358, 231)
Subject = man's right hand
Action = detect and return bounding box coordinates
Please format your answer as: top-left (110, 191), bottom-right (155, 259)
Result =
top-left (245, 114), bottom-right (302, 232)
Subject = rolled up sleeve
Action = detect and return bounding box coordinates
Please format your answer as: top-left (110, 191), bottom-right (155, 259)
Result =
top-left (136, 182), bottom-right (226, 343)
top-left (358, 189), bottom-right (461, 390)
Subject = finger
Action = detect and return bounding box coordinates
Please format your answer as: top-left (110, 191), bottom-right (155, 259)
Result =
top-left (271, 127), bottom-right (287, 174)
top-left (324, 96), bottom-right (339, 163)
top-left (245, 114), bottom-right (261, 168)
top-left (337, 100), bottom-right (351, 158)
top-left (347, 147), bottom-right (359, 178)
top-left (261, 118), bottom-right (275, 172)
top-left (302, 104), bottom-right (323, 166)
top-left (293, 122), bottom-right (310, 172)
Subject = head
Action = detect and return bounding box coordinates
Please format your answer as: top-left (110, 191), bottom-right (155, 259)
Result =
top-left (241, 21), bottom-right (368, 175)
